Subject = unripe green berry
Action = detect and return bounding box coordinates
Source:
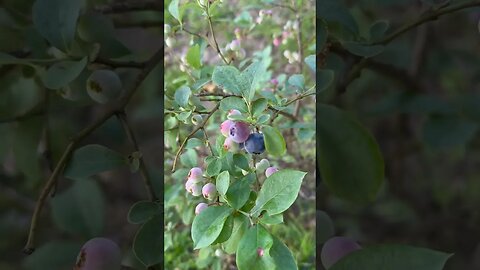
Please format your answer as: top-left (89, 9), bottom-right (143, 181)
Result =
top-left (191, 114), bottom-right (203, 125)
top-left (86, 69), bottom-right (122, 104)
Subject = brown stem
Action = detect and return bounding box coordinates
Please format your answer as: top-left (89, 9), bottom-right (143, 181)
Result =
top-left (23, 48), bottom-right (162, 255)
top-left (172, 103), bottom-right (220, 172)
top-left (116, 111), bottom-right (157, 201)
top-left (206, 11), bottom-right (229, 65)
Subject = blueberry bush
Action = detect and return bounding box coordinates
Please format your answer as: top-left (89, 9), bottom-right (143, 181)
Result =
top-left (0, 0), bottom-right (162, 269)
top-left (164, 0), bottom-right (316, 269)
top-left (317, 0), bottom-right (480, 269)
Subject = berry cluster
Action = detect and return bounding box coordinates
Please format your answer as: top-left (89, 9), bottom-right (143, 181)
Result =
top-left (221, 110), bottom-right (266, 155)
top-left (184, 167), bottom-right (218, 216)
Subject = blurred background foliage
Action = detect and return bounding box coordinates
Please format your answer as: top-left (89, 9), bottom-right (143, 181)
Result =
top-left (318, 0), bottom-right (480, 269)
top-left (164, 0), bottom-right (316, 269)
top-left (0, 0), bottom-right (161, 269)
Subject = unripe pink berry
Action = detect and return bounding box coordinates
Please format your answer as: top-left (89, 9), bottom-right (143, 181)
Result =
top-left (75, 238), bottom-right (121, 270)
top-left (282, 31), bottom-right (290, 39)
top-left (185, 178), bottom-right (195, 191)
top-left (265, 166), bottom-right (279, 177)
top-left (195, 202), bottom-right (208, 215)
top-left (230, 39), bottom-right (241, 51)
top-left (228, 109), bottom-right (241, 117)
top-left (257, 247), bottom-right (264, 257)
top-left (188, 167), bottom-right (203, 182)
top-left (270, 78), bottom-right (278, 85)
top-left (229, 121), bottom-right (250, 143)
top-left (220, 120), bottom-right (235, 137)
top-left (321, 237), bottom-right (361, 269)
top-left (273, 37), bottom-right (281, 47)
top-left (202, 183), bottom-right (217, 200)
top-left (187, 183), bottom-right (202, 196)
top-left (223, 137), bottom-right (239, 152)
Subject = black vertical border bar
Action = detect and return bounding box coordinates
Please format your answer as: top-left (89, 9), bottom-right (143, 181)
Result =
top-left (315, 0), bottom-right (322, 268)
top-left (159, 0), bottom-right (166, 268)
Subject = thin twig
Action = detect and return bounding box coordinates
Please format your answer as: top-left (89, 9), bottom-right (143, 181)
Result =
top-left (116, 111), bottom-right (157, 201)
top-left (23, 48), bottom-right (162, 255)
top-left (371, 0), bottom-right (480, 45)
top-left (206, 9), bottom-right (229, 65)
top-left (172, 103), bottom-right (220, 172)
top-left (95, 0), bottom-right (161, 13)
top-left (201, 127), bottom-right (215, 155)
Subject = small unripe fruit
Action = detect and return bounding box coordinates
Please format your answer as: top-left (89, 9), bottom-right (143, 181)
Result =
top-left (228, 109), bottom-right (241, 117)
top-left (164, 24), bottom-right (171, 35)
top-left (270, 78), bottom-right (279, 85)
top-left (229, 39), bottom-right (241, 51)
top-left (74, 238), bottom-right (121, 270)
top-left (265, 166), bottom-right (278, 177)
top-left (188, 167), bottom-right (203, 182)
top-left (257, 248), bottom-right (264, 257)
top-left (195, 203), bottom-right (208, 215)
top-left (187, 183), bottom-right (202, 196)
top-left (214, 249), bottom-right (224, 257)
top-left (86, 70), bottom-right (122, 104)
top-left (221, 120), bottom-right (235, 137)
top-left (185, 178), bottom-right (195, 191)
top-left (191, 114), bottom-right (203, 125)
top-left (255, 159), bottom-right (270, 172)
top-left (321, 237), bottom-right (361, 269)
top-left (282, 31), bottom-right (290, 39)
top-left (244, 133), bottom-right (265, 155)
top-left (283, 50), bottom-right (292, 59)
top-left (273, 37), bottom-right (281, 47)
top-left (165, 37), bottom-right (175, 47)
top-left (202, 183), bottom-right (217, 200)
top-left (236, 48), bottom-right (246, 60)
top-left (223, 137), bottom-right (239, 152)
top-left (234, 28), bottom-right (242, 40)
top-left (229, 122), bottom-right (250, 143)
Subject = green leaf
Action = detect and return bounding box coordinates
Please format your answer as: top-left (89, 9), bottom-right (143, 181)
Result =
top-left (212, 66), bottom-right (244, 95)
top-left (186, 44), bottom-right (201, 69)
top-left (288, 74), bottom-right (305, 91)
top-left (251, 170), bottom-right (306, 216)
top-left (318, 69), bottom-right (335, 92)
top-left (32, 0), bottom-right (81, 51)
top-left (343, 42), bottom-right (385, 58)
top-left (262, 126), bottom-right (286, 156)
top-left (191, 205), bottom-right (233, 249)
top-left (64, 144), bottom-right (127, 180)
top-left (128, 201), bottom-right (160, 224)
top-left (223, 215), bottom-right (249, 254)
top-left (77, 13), bottom-right (130, 58)
top-left (304, 55), bottom-right (316, 72)
top-left (220, 96), bottom-right (248, 113)
top-left (133, 215), bottom-right (162, 267)
top-left (216, 171), bottom-right (230, 196)
top-left (185, 138), bottom-right (204, 149)
top-left (316, 211), bottom-right (335, 244)
top-left (22, 241), bottom-right (82, 270)
top-left (226, 174), bottom-right (254, 209)
top-left (241, 61), bottom-right (265, 102)
top-left (174, 85), bottom-right (191, 108)
top-left (168, 0), bottom-right (182, 25)
top-left (369, 20), bottom-right (390, 41)
top-left (50, 179), bottom-right (105, 237)
top-left (331, 245), bottom-right (452, 270)
top-left (233, 153), bottom-right (250, 171)
top-left (180, 148), bottom-right (197, 167)
top-left (236, 225), bottom-right (276, 270)
top-left (42, 57), bottom-right (86, 89)
top-left (318, 0), bottom-right (358, 34)
top-left (270, 235), bottom-right (298, 270)
top-left (252, 98), bottom-right (268, 117)
top-left (317, 104), bottom-right (384, 202)
top-left (212, 214), bottom-right (234, 244)
top-left (422, 115), bottom-right (478, 149)
top-left (207, 157), bottom-right (223, 176)
top-left (259, 213), bottom-right (283, 225)
top-left (257, 114), bottom-right (271, 125)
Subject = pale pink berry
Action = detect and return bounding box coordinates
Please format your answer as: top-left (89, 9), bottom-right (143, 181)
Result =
top-left (195, 203), bottom-right (208, 215)
top-left (228, 109), bottom-right (241, 117)
top-left (202, 183), bottom-right (217, 200)
top-left (185, 178), bottom-right (195, 191)
top-left (188, 167), bottom-right (203, 182)
top-left (187, 183), bottom-right (202, 196)
top-left (223, 136), bottom-right (239, 152)
top-left (270, 78), bottom-right (278, 85)
top-left (273, 37), bottom-right (281, 47)
top-left (220, 120), bottom-right (235, 137)
top-left (265, 166), bottom-right (279, 177)
top-left (230, 39), bottom-right (241, 51)
top-left (75, 238), bottom-right (121, 270)
top-left (257, 248), bottom-right (264, 257)
top-left (282, 31), bottom-right (290, 39)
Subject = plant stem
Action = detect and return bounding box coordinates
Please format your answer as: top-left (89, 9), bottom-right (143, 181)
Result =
top-left (206, 7), bottom-right (230, 65)
top-left (171, 103), bottom-right (220, 172)
top-left (23, 48), bottom-right (162, 255)
top-left (201, 127), bottom-right (215, 155)
top-left (116, 111), bottom-right (157, 201)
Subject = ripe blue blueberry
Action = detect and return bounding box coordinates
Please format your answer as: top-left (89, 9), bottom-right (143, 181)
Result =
top-left (244, 133), bottom-right (265, 154)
